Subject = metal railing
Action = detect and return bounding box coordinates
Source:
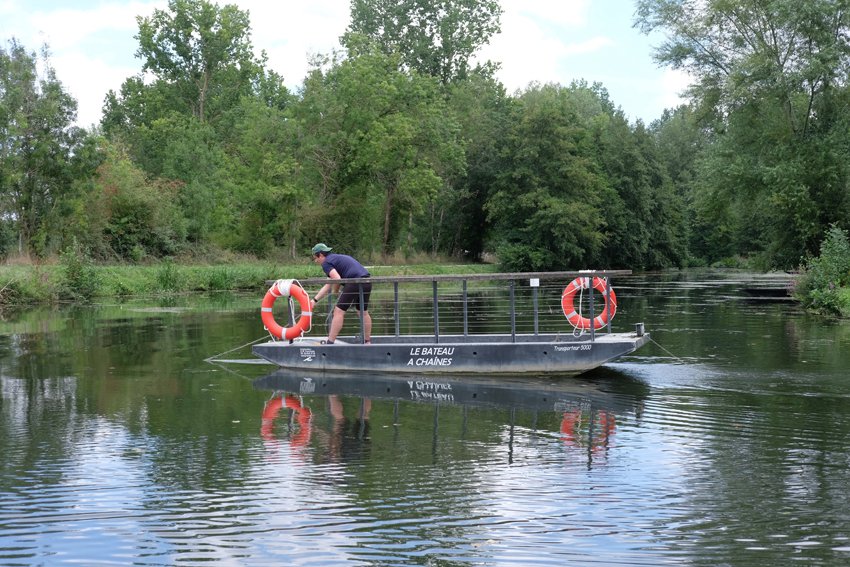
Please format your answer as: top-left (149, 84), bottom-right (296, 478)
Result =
top-left (272, 270), bottom-right (630, 344)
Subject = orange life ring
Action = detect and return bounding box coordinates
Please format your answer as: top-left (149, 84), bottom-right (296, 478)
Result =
top-left (261, 279), bottom-right (312, 340)
top-left (561, 276), bottom-right (617, 330)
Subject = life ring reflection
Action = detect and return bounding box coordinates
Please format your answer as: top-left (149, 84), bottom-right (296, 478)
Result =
top-left (261, 393), bottom-right (312, 447)
top-left (560, 410), bottom-right (616, 452)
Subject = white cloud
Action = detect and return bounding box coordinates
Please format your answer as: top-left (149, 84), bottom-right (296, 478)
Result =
top-left (660, 68), bottom-right (692, 110)
top-left (564, 36), bottom-right (615, 57)
top-left (4, 1), bottom-right (164, 127)
top-left (29, 2), bottom-right (161, 50)
top-left (236, 1), bottom-right (349, 86)
top-left (478, 0), bottom-right (612, 94)
top-left (51, 52), bottom-right (139, 129)
top-left (502, 0), bottom-right (590, 27)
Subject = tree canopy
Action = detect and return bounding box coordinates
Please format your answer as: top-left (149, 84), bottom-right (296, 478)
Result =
top-left (2, 0), bottom-right (850, 273)
top-left (345, 0), bottom-right (503, 84)
top-left (0, 40), bottom-right (92, 258)
top-left (637, 0), bottom-right (850, 268)
top-left (135, 0), bottom-right (262, 123)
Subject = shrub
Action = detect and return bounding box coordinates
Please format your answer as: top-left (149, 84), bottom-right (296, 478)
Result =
top-left (206, 267), bottom-right (234, 291)
top-left (0, 219), bottom-right (14, 261)
top-left (156, 258), bottom-right (182, 292)
top-left (794, 225), bottom-right (850, 315)
top-left (0, 278), bottom-right (22, 305)
top-left (60, 240), bottom-right (100, 302)
top-left (497, 243), bottom-right (548, 272)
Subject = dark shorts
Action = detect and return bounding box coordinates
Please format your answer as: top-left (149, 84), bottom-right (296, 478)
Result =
top-left (336, 282), bottom-right (372, 312)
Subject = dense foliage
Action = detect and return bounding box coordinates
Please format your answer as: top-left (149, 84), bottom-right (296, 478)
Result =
top-left (637, 0), bottom-right (850, 269)
top-left (0, 40), bottom-right (95, 258)
top-left (794, 226), bottom-right (850, 316)
top-left (3, 0), bottom-right (850, 276)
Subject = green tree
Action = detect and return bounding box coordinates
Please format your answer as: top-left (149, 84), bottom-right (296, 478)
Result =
top-left (630, 121), bottom-right (687, 268)
top-left (441, 70), bottom-right (510, 258)
top-left (221, 97), bottom-right (305, 257)
top-left (636, 0), bottom-right (850, 268)
top-left (485, 81), bottom-right (685, 271)
top-left (102, 77), bottom-right (178, 140)
top-left (0, 39), bottom-right (90, 257)
top-left (345, 0), bottom-right (502, 84)
top-left (290, 51), bottom-right (382, 252)
top-left (65, 141), bottom-right (186, 261)
top-left (134, 0), bottom-right (261, 124)
top-left (486, 84), bottom-right (613, 271)
top-left (132, 114), bottom-right (233, 244)
top-left (651, 105), bottom-right (707, 264)
top-left (293, 46), bottom-right (466, 256)
top-left (102, 0), bottom-right (266, 136)
top-left (794, 225), bottom-right (850, 315)
top-left (102, 0), bottom-right (289, 256)
top-left (567, 80), bottom-right (688, 270)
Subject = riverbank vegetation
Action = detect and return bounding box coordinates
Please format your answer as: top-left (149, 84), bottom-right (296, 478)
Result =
top-left (0, 248), bottom-right (498, 306)
top-left (793, 226), bottom-right (850, 318)
top-left (3, 0), bottom-right (850, 308)
top-left (0, 257), bottom-right (500, 307)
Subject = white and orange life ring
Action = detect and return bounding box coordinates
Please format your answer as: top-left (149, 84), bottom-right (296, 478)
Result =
top-left (561, 276), bottom-right (617, 330)
top-left (261, 279), bottom-right (312, 340)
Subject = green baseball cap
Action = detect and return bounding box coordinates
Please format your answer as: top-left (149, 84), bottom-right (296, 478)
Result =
top-left (311, 243), bottom-right (332, 255)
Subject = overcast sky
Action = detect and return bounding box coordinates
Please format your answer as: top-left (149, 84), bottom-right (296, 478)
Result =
top-left (1, 0), bottom-right (689, 129)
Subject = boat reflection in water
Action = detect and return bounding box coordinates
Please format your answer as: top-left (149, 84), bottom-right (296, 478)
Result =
top-left (254, 369), bottom-right (649, 465)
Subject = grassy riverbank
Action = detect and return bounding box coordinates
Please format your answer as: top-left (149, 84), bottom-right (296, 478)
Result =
top-left (0, 257), bottom-right (499, 306)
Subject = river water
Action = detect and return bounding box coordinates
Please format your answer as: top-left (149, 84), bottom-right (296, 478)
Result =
top-left (2, 271), bottom-right (850, 566)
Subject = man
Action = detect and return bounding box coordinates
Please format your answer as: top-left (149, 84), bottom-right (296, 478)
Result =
top-left (310, 243), bottom-right (372, 344)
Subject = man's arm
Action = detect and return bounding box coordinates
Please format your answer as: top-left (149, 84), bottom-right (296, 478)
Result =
top-left (312, 269), bottom-right (341, 304)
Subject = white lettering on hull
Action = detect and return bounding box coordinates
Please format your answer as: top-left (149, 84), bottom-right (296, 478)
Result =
top-left (554, 344), bottom-right (592, 352)
top-left (407, 346), bottom-right (455, 367)
top-left (408, 347), bottom-right (455, 356)
top-left (407, 357), bottom-right (453, 366)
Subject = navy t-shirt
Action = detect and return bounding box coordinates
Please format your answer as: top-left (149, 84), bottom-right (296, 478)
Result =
top-left (321, 253), bottom-right (370, 279)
